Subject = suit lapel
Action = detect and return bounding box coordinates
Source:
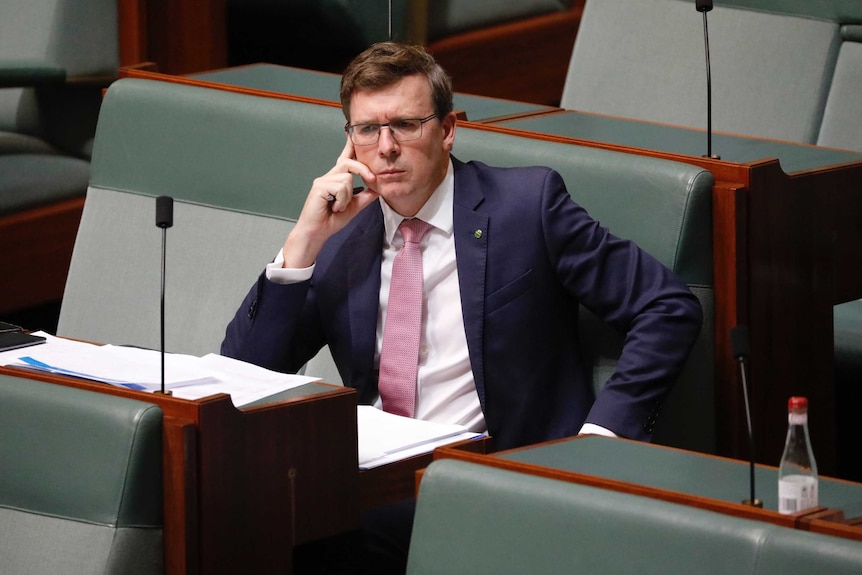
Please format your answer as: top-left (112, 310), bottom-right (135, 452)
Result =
top-left (452, 160), bottom-right (489, 409)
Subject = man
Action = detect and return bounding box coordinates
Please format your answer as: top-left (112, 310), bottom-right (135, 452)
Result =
top-left (222, 41), bottom-right (702, 571)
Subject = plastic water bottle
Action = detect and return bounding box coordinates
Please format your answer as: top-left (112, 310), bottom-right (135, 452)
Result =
top-left (777, 396), bottom-right (818, 514)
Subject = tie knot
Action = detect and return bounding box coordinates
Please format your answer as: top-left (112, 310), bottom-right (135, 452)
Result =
top-left (399, 218), bottom-right (431, 245)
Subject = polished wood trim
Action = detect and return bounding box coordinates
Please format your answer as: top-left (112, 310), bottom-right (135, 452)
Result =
top-left (427, 3), bottom-right (585, 105)
top-left (118, 0), bottom-right (149, 67)
top-left (0, 197), bottom-right (84, 314)
top-left (126, 0), bottom-right (227, 74)
top-left (162, 417), bottom-right (199, 575)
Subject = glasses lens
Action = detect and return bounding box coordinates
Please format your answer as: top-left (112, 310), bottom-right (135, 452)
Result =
top-left (389, 119), bottom-right (422, 141)
top-left (349, 117), bottom-right (431, 145)
top-left (352, 124), bottom-right (379, 145)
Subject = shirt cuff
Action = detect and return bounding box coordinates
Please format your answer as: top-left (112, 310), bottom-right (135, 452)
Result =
top-left (578, 423), bottom-right (618, 438)
top-left (265, 248), bottom-right (315, 284)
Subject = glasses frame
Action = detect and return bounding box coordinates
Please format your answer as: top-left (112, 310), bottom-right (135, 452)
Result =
top-left (345, 113), bottom-right (438, 146)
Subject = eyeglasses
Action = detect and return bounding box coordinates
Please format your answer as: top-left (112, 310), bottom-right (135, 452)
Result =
top-left (345, 114), bottom-right (438, 146)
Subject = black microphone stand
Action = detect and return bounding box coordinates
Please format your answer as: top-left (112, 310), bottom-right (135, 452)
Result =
top-left (696, 0), bottom-right (720, 159)
top-left (155, 196), bottom-right (174, 396)
top-left (731, 325), bottom-right (762, 507)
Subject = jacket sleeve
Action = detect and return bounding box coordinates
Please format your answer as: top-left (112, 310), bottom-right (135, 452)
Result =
top-left (540, 169), bottom-right (704, 439)
top-left (220, 271), bottom-right (326, 374)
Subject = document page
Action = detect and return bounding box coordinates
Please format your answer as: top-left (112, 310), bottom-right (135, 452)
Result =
top-left (0, 332), bottom-right (318, 407)
top-left (357, 405), bottom-right (483, 469)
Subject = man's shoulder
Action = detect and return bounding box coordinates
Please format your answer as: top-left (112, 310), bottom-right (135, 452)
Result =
top-left (454, 157), bottom-right (556, 181)
top-left (453, 157), bottom-right (566, 206)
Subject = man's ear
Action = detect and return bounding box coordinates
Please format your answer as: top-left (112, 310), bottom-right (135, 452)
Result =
top-left (441, 111), bottom-right (457, 151)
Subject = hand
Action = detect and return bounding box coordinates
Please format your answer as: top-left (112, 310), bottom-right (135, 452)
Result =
top-left (282, 138), bottom-right (379, 268)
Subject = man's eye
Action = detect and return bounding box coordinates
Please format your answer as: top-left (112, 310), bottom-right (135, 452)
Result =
top-left (391, 120), bottom-right (415, 131)
top-left (357, 125), bottom-right (378, 135)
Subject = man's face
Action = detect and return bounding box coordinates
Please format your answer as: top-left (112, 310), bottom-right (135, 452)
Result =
top-left (349, 74), bottom-right (456, 217)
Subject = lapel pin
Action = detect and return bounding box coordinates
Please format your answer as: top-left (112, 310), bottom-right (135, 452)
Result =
top-left (474, 229), bottom-right (483, 239)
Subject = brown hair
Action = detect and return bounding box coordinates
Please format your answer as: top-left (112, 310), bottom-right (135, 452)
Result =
top-left (340, 42), bottom-right (453, 124)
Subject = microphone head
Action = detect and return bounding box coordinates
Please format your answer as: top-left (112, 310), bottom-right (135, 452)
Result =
top-left (156, 196), bottom-right (174, 229)
top-left (696, 0), bottom-right (714, 11)
top-left (731, 325), bottom-right (750, 359)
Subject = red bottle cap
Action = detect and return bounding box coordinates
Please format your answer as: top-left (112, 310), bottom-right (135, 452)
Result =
top-left (788, 396), bottom-right (808, 412)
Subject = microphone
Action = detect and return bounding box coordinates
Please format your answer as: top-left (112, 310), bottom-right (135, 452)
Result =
top-left (731, 325), bottom-right (762, 507)
top-left (695, 0), bottom-right (720, 159)
top-left (155, 196), bottom-right (174, 396)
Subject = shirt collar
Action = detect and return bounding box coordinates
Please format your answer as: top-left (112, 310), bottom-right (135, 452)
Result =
top-left (380, 159), bottom-right (454, 244)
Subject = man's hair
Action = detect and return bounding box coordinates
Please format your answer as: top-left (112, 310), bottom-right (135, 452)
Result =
top-left (340, 42), bottom-right (453, 123)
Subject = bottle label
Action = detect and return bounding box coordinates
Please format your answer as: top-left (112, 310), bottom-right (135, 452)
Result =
top-left (778, 475), bottom-right (818, 514)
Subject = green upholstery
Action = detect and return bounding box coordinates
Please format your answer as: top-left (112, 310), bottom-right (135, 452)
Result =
top-left (0, 0), bottom-right (119, 313)
top-left (408, 458), bottom-right (862, 575)
top-left (562, 0), bottom-right (843, 144)
top-left (187, 64), bottom-right (556, 123)
top-left (0, 0), bottom-right (118, 156)
top-left (0, 374), bottom-right (163, 575)
top-left (61, 77), bottom-right (713, 451)
top-left (58, 79), bottom-right (347, 357)
top-left (564, 0), bottom-right (862, 149)
top-left (818, 36), bottom-right (862, 151)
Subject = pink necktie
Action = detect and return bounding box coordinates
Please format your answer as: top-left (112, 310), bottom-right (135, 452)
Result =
top-left (379, 218), bottom-right (432, 417)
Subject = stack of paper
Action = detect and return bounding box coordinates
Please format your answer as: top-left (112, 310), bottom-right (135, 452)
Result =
top-left (0, 332), bottom-right (485, 468)
top-left (357, 405), bottom-right (483, 469)
top-left (0, 332), bottom-right (319, 407)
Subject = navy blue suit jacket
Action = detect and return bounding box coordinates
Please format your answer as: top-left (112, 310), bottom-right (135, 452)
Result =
top-left (222, 159), bottom-right (702, 450)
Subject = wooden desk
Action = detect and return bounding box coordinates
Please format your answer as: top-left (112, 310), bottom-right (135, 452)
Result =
top-left (1, 362), bottom-right (486, 574)
top-left (433, 435), bottom-right (862, 542)
top-left (482, 110), bottom-right (862, 475)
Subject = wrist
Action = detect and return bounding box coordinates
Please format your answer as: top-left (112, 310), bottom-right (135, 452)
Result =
top-left (282, 225), bottom-right (325, 269)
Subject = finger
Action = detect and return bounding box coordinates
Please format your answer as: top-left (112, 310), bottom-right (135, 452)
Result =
top-left (336, 136), bottom-right (355, 163)
top-left (333, 137), bottom-right (376, 184)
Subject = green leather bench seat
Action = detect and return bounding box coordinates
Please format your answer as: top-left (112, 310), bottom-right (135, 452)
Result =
top-left (60, 77), bottom-right (713, 452)
top-left (57, 78), bottom-right (347, 356)
top-left (0, 153), bottom-right (89, 216)
top-left (0, 374), bottom-right (163, 575)
top-left (818, 26), bottom-right (862, 151)
top-left (563, 0), bottom-right (862, 147)
top-left (188, 64), bottom-right (557, 123)
top-left (408, 458), bottom-right (862, 575)
top-left (1, 0), bottom-right (120, 313)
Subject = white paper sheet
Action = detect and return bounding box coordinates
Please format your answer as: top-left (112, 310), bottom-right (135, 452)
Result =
top-left (1, 332), bottom-right (319, 407)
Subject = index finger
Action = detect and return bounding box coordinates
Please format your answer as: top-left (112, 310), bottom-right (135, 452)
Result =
top-left (337, 136), bottom-right (355, 163)
top-left (333, 137), bottom-right (376, 185)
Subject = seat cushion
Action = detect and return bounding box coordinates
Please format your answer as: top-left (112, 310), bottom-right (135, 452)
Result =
top-left (0, 153), bottom-right (89, 215)
top-left (562, 0), bottom-right (840, 144)
top-left (817, 36), bottom-right (862, 151)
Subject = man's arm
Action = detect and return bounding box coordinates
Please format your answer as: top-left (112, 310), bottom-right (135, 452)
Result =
top-left (282, 137), bottom-right (379, 268)
top-left (541, 170), bottom-right (703, 439)
top-left (221, 138), bottom-right (377, 371)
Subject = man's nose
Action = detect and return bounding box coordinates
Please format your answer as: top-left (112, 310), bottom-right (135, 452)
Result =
top-left (377, 126), bottom-right (399, 154)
